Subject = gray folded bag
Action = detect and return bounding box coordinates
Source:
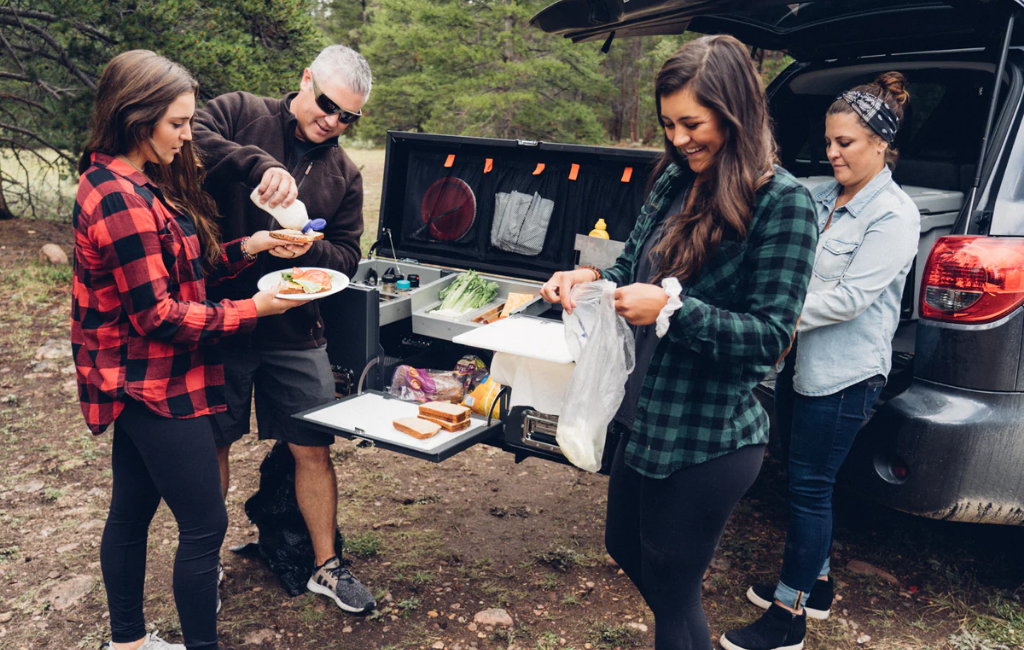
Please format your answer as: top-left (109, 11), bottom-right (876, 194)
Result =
top-left (491, 190), bottom-right (555, 256)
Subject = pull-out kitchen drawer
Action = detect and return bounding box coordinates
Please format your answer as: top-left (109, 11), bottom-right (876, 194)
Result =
top-left (293, 390), bottom-right (503, 462)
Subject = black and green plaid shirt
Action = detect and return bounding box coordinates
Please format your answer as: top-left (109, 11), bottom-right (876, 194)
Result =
top-left (603, 163), bottom-right (818, 478)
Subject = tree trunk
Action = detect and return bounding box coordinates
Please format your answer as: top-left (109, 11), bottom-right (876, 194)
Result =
top-left (629, 39), bottom-right (643, 142)
top-left (0, 175), bottom-right (14, 220)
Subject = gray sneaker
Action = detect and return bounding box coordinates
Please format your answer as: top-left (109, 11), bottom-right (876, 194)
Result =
top-left (307, 557), bottom-right (376, 613)
top-left (100, 632), bottom-right (186, 649)
top-left (216, 561), bottom-right (224, 614)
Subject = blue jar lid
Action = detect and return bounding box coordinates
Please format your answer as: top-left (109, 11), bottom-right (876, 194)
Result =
top-left (396, 280), bottom-right (411, 290)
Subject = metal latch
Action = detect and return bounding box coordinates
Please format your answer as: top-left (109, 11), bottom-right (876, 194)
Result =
top-left (521, 410), bottom-right (562, 455)
top-left (516, 139), bottom-right (539, 147)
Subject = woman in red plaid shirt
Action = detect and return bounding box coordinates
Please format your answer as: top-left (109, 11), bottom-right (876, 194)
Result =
top-left (72, 51), bottom-right (299, 650)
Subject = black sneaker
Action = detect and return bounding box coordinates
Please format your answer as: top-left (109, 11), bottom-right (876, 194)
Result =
top-left (720, 603), bottom-right (806, 650)
top-left (746, 576), bottom-right (833, 620)
top-left (307, 557), bottom-right (376, 613)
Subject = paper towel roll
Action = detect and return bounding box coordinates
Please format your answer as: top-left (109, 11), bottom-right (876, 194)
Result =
top-left (490, 352), bottom-right (574, 416)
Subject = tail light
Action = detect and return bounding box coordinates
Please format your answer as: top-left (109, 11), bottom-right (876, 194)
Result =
top-left (920, 236), bottom-right (1024, 324)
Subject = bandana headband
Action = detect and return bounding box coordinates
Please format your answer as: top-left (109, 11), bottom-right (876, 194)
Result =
top-left (839, 90), bottom-right (900, 144)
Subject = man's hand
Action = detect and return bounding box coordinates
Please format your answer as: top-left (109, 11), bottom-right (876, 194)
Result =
top-left (257, 167), bottom-right (298, 209)
top-left (613, 283), bottom-right (669, 326)
top-left (268, 241), bottom-right (314, 259)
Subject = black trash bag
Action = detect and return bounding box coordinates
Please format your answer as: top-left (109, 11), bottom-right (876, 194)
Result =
top-left (232, 441), bottom-right (344, 597)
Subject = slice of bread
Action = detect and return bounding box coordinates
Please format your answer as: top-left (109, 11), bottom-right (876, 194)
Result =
top-left (393, 417), bottom-right (442, 440)
top-left (419, 401), bottom-right (471, 423)
top-left (277, 280), bottom-right (306, 295)
top-left (419, 413), bottom-right (472, 432)
top-left (270, 229), bottom-right (325, 243)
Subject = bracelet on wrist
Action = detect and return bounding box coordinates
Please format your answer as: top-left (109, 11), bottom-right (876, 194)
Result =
top-left (241, 237), bottom-right (257, 262)
top-left (578, 264), bottom-right (602, 281)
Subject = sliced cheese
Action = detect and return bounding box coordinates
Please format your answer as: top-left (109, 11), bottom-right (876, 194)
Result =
top-left (500, 292), bottom-right (535, 319)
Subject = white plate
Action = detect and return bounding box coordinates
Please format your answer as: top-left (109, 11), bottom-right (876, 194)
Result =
top-left (257, 267), bottom-right (350, 301)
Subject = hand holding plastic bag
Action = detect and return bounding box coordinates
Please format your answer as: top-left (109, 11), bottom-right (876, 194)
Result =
top-left (557, 280), bottom-right (636, 472)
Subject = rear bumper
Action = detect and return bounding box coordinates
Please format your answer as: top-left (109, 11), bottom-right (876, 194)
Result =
top-left (843, 379), bottom-right (1024, 525)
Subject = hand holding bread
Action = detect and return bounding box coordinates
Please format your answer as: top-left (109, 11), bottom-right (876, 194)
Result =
top-left (267, 229), bottom-right (319, 259)
top-left (244, 230), bottom-right (297, 256)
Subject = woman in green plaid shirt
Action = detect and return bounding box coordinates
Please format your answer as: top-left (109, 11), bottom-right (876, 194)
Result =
top-left (541, 35), bottom-right (817, 650)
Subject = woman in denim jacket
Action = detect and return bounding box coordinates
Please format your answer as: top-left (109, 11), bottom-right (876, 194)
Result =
top-left (723, 73), bottom-right (921, 650)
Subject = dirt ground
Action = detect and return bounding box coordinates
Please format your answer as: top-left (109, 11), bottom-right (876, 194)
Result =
top-left (2, 215), bottom-right (1023, 650)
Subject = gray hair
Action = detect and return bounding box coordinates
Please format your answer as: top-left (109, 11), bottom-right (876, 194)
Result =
top-left (309, 45), bottom-right (372, 101)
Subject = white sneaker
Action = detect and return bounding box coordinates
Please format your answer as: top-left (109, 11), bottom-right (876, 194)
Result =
top-left (100, 632), bottom-right (186, 650)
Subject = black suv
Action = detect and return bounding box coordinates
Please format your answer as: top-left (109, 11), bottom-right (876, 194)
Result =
top-left (534, 0), bottom-right (1024, 525)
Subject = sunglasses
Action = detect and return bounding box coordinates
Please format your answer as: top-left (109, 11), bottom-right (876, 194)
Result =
top-left (310, 73), bottom-right (361, 124)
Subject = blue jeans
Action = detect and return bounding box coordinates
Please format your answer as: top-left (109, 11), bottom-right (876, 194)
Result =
top-left (772, 359), bottom-right (884, 609)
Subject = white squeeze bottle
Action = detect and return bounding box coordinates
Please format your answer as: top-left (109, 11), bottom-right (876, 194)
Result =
top-left (249, 187), bottom-right (320, 231)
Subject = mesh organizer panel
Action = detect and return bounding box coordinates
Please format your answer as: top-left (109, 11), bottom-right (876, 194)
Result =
top-left (382, 134), bottom-right (657, 280)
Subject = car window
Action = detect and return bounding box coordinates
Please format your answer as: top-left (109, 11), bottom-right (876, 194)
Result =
top-left (772, 67), bottom-right (997, 194)
top-left (991, 105), bottom-right (1024, 235)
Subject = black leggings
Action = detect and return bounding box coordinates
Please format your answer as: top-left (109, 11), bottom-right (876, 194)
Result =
top-left (605, 434), bottom-right (764, 650)
top-left (101, 399), bottom-right (226, 649)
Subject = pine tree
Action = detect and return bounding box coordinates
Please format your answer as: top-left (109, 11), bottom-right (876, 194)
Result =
top-left (358, 0), bottom-right (613, 144)
top-left (0, 0), bottom-right (325, 219)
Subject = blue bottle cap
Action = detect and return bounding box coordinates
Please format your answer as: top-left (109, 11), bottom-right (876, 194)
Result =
top-left (396, 280), bottom-right (411, 290)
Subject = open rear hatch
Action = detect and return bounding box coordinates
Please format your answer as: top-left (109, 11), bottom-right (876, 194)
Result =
top-left (532, 0), bottom-right (1024, 59)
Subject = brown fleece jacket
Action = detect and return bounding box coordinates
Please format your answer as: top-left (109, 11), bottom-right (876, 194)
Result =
top-left (194, 91), bottom-right (364, 350)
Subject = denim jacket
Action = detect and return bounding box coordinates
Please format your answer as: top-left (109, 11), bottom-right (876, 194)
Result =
top-left (793, 167), bottom-right (920, 396)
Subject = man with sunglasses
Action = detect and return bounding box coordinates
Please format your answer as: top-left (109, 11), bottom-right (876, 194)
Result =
top-left (193, 44), bottom-right (376, 616)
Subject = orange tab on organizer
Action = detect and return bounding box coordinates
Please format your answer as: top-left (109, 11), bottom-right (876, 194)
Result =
top-left (533, 163), bottom-right (546, 176)
top-left (569, 164), bottom-right (580, 181)
top-left (484, 158), bottom-right (494, 174)
top-left (444, 154), bottom-right (456, 168)
top-left (621, 167), bottom-right (633, 183)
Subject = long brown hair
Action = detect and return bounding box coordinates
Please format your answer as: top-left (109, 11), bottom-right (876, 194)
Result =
top-left (79, 50), bottom-right (223, 266)
top-left (827, 71), bottom-right (910, 170)
top-left (650, 35), bottom-right (778, 284)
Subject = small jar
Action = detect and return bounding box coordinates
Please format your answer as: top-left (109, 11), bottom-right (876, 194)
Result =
top-left (408, 274), bottom-right (420, 289)
top-left (396, 279), bottom-right (412, 296)
top-left (381, 271), bottom-right (398, 294)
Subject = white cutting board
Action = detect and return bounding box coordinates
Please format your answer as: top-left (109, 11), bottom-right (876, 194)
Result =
top-left (302, 393), bottom-right (487, 452)
top-left (452, 316), bottom-right (573, 364)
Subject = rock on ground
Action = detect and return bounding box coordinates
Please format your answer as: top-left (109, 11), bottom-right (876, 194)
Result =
top-left (473, 608), bottom-right (513, 627)
top-left (846, 560), bottom-right (901, 586)
top-left (242, 628), bottom-right (276, 645)
top-left (40, 575), bottom-right (96, 611)
top-left (15, 479), bottom-right (45, 493)
top-left (39, 243), bottom-right (68, 266)
top-left (35, 339), bottom-right (72, 361)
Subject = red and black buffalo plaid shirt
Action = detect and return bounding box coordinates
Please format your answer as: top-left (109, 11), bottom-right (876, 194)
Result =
top-left (72, 153), bottom-right (258, 434)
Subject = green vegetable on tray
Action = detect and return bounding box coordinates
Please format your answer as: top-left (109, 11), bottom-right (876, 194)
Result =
top-left (434, 270), bottom-right (499, 315)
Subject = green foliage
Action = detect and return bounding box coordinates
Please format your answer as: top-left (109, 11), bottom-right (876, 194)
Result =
top-left (0, 0), bottom-right (324, 218)
top-left (358, 0), bottom-right (613, 144)
top-left (346, 532), bottom-right (384, 558)
top-left (591, 622), bottom-right (643, 649)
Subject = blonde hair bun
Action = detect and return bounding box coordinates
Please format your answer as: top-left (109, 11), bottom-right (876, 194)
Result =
top-left (876, 71), bottom-right (910, 108)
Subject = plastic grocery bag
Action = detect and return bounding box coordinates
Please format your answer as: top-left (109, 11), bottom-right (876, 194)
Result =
top-left (557, 280), bottom-right (635, 472)
top-left (234, 442), bottom-right (344, 597)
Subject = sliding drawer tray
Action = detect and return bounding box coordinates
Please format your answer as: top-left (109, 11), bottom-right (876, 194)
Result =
top-left (349, 260), bottom-right (454, 327)
top-left (411, 274), bottom-right (549, 341)
top-left (293, 390), bottom-right (502, 463)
